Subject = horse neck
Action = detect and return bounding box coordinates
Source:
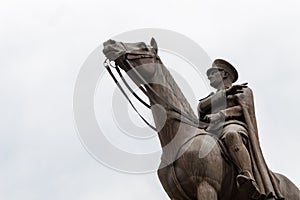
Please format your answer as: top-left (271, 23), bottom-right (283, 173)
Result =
top-left (146, 63), bottom-right (198, 147)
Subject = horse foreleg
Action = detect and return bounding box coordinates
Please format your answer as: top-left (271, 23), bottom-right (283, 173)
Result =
top-left (197, 181), bottom-right (218, 200)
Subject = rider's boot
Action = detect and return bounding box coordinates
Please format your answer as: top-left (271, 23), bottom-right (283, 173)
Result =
top-left (237, 170), bottom-right (263, 199)
top-left (228, 144), bottom-right (263, 200)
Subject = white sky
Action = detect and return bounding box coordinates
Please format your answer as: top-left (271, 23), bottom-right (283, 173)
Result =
top-left (0, 0), bottom-right (299, 199)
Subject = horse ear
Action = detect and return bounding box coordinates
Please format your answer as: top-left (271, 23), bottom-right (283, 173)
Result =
top-left (150, 37), bottom-right (158, 53)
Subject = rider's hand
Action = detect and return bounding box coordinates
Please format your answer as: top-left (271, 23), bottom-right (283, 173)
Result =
top-left (205, 113), bottom-right (223, 124)
top-left (225, 83), bottom-right (248, 96)
top-left (205, 113), bottom-right (225, 131)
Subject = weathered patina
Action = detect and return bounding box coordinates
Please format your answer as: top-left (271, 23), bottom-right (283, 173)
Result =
top-left (103, 38), bottom-right (299, 200)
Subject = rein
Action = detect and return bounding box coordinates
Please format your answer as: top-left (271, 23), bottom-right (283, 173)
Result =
top-left (104, 51), bottom-right (208, 131)
top-left (104, 59), bottom-right (157, 131)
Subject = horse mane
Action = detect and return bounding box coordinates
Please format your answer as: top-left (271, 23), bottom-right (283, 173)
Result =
top-left (154, 62), bottom-right (198, 121)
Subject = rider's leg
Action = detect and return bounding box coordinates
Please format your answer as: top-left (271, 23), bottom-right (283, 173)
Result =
top-left (223, 131), bottom-right (252, 176)
top-left (222, 130), bottom-right (262, 199)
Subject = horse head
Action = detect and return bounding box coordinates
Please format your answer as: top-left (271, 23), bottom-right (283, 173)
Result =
top-left (103, 38), bottom-right (160, 81)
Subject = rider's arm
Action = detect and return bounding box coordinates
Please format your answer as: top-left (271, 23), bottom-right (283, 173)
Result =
top-left (198, 91), bottom-right (226, 113)
top-left (198, 91), bottom-right (226, 120)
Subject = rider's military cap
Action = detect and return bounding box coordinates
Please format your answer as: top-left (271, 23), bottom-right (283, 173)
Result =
top-left (206, 59), bottom-right (238, 83)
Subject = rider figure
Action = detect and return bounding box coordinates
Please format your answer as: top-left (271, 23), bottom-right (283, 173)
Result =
top-left (197, 59), bottom-right (263, 199)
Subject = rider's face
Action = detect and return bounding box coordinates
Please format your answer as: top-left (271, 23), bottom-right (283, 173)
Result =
top-left (208, 69), bottom-right (225, 89)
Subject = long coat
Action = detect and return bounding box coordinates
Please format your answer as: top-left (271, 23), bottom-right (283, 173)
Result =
top-left (237, 87), bottom-right (283, 199)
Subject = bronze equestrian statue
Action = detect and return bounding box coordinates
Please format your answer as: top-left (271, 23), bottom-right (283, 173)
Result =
top-left (102, 38), bottom-right (299, 200)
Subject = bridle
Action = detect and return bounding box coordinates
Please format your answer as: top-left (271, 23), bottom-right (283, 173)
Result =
top-left (104, 48), bottom-right (208, 132)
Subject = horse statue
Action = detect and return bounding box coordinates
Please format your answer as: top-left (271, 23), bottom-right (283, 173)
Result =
top-left (102, 38), bottom-right (299, 200)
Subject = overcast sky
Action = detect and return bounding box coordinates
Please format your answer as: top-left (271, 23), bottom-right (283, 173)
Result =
top-left (0, 0), bottom-right (299, 199)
